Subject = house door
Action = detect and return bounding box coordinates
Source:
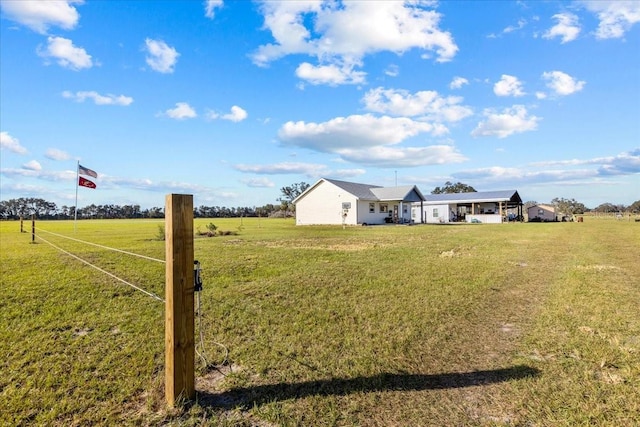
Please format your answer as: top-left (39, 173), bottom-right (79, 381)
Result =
top-left (393, 205), bottom-right (399, 223)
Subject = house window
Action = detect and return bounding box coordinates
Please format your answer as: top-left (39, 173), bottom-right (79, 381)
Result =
top-left (380, 203), bottom-right (388, 213)
top-left (369, 203), bottom-right (375, 213)
top-left (538, 209), bottom-right (544, 215)
top-left (433, 208), bottom-right (439, 217)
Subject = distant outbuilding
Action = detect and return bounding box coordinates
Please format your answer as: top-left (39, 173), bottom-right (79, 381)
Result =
top-left (527, 204), bottom-right (559, 222)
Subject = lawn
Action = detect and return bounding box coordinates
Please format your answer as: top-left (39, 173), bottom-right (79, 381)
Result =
top-left (1, 217), bottom-right (638, 426)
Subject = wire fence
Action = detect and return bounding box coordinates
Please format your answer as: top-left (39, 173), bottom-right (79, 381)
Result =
top-left (29, 224), bottom-right (320, 376)
top-left (33, 226), bottom-right (165, 302)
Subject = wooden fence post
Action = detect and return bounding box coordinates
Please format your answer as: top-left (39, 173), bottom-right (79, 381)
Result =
top-left (31, 215), bottom-right (35, 243)
top-left (164, 194), bottom-right (195, 407)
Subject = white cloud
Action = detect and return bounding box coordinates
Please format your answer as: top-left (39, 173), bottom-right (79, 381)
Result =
top-left (45, 148), bottom-right (71, 161)
top-left (384, 64), bottom-right (399, 77)
top-left (581, 0), bottom-right (640, 39)
top-left (542, 71), bottom-right (585, 96)
top-left (503, 18), bottom-right (527, 34)
top-left (0, 0), bottom-right (82, 34)
top-left (38, 36), bottom-right (93, 70)
top-left (241, 177), bottom-right (275, 188)
top-left (493, 74), bottom-right (525, 97)
top-left (0, 131), bottom-right (28, 154)
top-left (144, 38), bottom-right (179, 73)
top-left (279, 114), bottom-right (441, 153)
top-left (204, 0), bottom-right (223, 19)
top-left (543, 13), bottom-right (581, 43)
top-left (251, 1), bottom-right (457, 85)
top-left (23, 160), bottom-right (42, 171)
top-left (471, 105), bottom-right (540, 138)
top-left (532, 149), bottom-right (640, 175)
top-left (336, 144), bottom-right (467, 167)
top-left (453, 166), bottom-right (598, 185)
top-left (0, 167), bottom-right (74, 181)
top-left (277, 114), bottom-right (467, 167)
top-left (362, 87), bottom-right (473, 123)
top-left (597, 149), bottom-right (640, 175)
top-left (331, 169), bottom-right (367, 179)
top-left (295, 62), bottom-right (367, 85)
top-left (162, 102), bottom-right (197, 120)
top-left (223, 105), bottom-right (248, 122)
top-left (449, 76), bottom-right (469, 90)
top-left (455, 149), bottom-right (640, 190)
top-left (207, 105), bottom-right (248, 122)
top-left (234, 162), bottom-right (329, 176)
top-left (62, 90), bottom-right (133, 106)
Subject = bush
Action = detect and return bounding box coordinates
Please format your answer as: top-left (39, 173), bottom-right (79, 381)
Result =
top-left (156, 225), bottom-right (165, 241)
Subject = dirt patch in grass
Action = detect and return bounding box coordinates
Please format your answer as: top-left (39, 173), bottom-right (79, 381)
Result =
top-left (259, 240), bottom-right (385, 251)
top-left (576, 264), bottom-right (621, 271)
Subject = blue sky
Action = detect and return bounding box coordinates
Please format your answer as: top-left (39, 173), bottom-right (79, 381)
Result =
top-left (1, 0), bottom-right (638, 210)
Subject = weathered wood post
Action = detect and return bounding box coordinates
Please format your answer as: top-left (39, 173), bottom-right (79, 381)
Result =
top-left (20, 216), bottom-right (23, 233)
top-left (31, 215), bottom-right (35, 243)
top-left (164, 194), bottom-right (195, 407)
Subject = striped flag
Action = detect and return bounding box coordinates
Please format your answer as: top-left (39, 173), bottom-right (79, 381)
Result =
top-left (79, 176), bottom-right (96, 189)
top-left (78, 164), bottom-right (98, 178)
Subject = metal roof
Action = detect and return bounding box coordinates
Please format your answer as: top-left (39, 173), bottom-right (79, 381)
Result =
top-left (423, 190), bottom-right (522, 204)
top-left (296, 178), bottom-right (426, 203)
top-left (294, 179), bottom-right (518, 205)
top-left (371, 185), bottom-right (425, 202)
top-left (324, 178), bottom-right (382, 200)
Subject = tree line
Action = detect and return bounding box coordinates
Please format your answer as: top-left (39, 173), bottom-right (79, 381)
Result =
top-left (1, 181), bottom-right (637, 220)
top-left (0, 198), bottom-right (290, 220)
top-left (0, 183), bottom-right (311, 220)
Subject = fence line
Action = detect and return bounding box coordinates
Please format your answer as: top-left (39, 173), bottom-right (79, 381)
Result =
top-left (34, 233), bottom-right (165, 303)
top-left (35, 227), bottom-right (166, 264)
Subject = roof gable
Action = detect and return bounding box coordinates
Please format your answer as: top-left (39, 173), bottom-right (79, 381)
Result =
top-left (324, 178), bottom-right (381, 200)
top-left (371, 185), bottom-right (425, 202)
top-left (294, 178), bottom-right (426, 204)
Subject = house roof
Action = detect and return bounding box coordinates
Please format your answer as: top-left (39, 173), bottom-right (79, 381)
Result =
top-left (528, 204), bottom-right (555, 210)
top-left (324, 178), bottom-right (382, 200)
top-left (423, 190), bottom-right (522, 205)
top-left (371, 185), bottom-right (425, 202)
top-left (294, 178), bottom-right (426, 204)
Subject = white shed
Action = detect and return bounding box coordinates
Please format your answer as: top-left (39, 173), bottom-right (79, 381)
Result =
top-left (527, 204), bottom-right (557, 222)
top-left (293, 178), bottom-right (425, 226)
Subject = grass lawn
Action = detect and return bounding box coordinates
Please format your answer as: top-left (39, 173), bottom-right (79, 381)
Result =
top-left (1, 217), bottom-right (638, 426)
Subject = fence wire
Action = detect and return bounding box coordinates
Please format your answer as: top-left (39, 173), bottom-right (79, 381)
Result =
top-left (33, 228), bottom-right (165, 303)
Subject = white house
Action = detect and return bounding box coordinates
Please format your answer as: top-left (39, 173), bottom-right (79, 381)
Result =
top-left (412, 190), bottom-right (523, 224)
top-left (293, 178), bottom-right (426, 226)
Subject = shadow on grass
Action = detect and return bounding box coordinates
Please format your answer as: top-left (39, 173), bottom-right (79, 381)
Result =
top-left (196, 364), bottom-right (539, 410)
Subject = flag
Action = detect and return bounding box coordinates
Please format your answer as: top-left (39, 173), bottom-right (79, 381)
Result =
top-left (78, 164), bottom-right (98, 178)
top-left (79, 176), bottom-right (96, 189)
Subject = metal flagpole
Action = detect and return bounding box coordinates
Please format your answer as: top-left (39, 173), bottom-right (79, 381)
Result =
top-left (74, 160), bottom-right (79, 232)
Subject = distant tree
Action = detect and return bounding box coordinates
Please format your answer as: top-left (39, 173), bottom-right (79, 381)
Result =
top-left (551, 197), bottom-right (587, 215)
top-left (432, 181), bottom-right (476, 194)
top-left (523, 201), bottom-right (538, 210)
top-left (594, 203), bottom-right (619, 213)
top-left (629, 200), bottom-right (640, 213)
top-left (278, 182), bottom-right (310, 214)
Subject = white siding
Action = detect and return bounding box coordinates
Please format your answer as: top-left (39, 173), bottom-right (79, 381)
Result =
top-left (358, 201), bottom-right (397, 224)
top-left (295, 181), bottom-right (359, 225)
top-left (425, 203), bottom-right (449, 223)
top-left (527, 205), bottom-right (556, 221)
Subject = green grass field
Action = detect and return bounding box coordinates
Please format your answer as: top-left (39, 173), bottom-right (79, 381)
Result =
top-left (1, 218), bottom-right (639, 426)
